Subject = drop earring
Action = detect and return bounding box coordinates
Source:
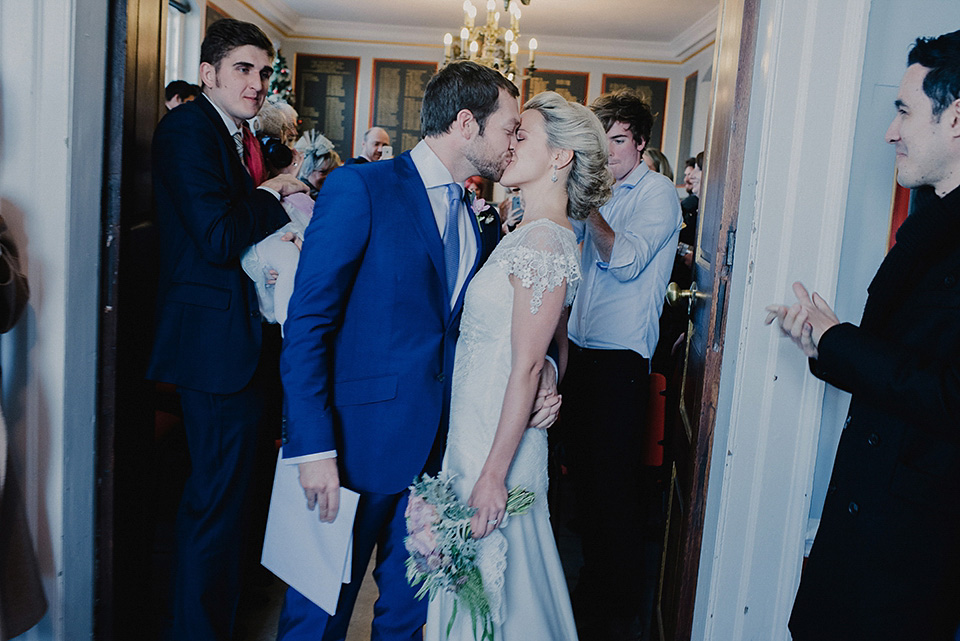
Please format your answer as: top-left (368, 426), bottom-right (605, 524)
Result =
top-left (551, 165), bottom-right (558, 183)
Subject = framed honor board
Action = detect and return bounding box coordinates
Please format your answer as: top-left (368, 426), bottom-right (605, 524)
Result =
top-left (205, 2), bottom-right (230, 31)
top-left (522, 70), bottom-right (589, 105)
top-left (676, 71), bottom-right (698, 182)
top-left (294, 54), bottom-right (360, 158)
top-left (602, 75), bottom-right (669, 151)
top-left (372, 59), bottom-right (438, 154)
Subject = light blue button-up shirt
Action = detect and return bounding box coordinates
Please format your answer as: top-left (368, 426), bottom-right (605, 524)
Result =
top-left (568, 162), bottom-right (682, 359)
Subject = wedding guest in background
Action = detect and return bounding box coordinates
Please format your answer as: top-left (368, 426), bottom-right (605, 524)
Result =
top-left (643, 146), bottom-right (674, 182)
top-left (254, 95), bottom-right (300, 147)
top-left (164, 80), bottom-right (200, 111)
top-left (561, 88), bottom-right (682, 641)
top-left (344, 126), bottom-right (390, 164)
top-left (242, 100), bottom-right (315, 329)
top-left (0, 213), bottom-right (44, 641)
top-left (147, 18), bottom-right (305, 640)
top-left (295, 131), bottom-right (342, 198)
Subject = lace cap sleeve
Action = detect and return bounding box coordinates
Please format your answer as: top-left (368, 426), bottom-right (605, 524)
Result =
top-left (494, 221), bottom-right (581, 314)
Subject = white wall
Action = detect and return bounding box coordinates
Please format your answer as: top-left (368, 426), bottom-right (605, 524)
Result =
top-left (0, 0), bottom-right (106, 638)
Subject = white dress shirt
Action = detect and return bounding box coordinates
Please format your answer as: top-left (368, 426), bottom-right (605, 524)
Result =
top-left (568, 162), bottom-right (682, 360)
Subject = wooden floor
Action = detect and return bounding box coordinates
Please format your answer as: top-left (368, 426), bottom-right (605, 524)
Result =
top-left (236, 557), bottom-right (377, 641)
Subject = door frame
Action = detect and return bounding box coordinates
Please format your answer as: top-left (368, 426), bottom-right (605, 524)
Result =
top-left (691, 0), bottom-right (872, 639)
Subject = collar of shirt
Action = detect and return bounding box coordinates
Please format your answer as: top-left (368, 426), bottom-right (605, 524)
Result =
top-left (409, 139), bottom-right (477, 308)
top-left (410, 140), bottom-right (456, 191)
top-left (202, 93), bottom-right (242, 137)
top-left (616, 161), bottom-right (650, 191)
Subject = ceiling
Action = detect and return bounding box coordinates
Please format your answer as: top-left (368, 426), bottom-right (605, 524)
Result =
top-left (263, 0), bottom-right (719, 50)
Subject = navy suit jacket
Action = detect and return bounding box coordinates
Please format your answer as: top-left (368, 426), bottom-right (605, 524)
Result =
top-left (147, 96), bottom-right (288, 394)
top-left (281, 152), bottom-right (499, 495)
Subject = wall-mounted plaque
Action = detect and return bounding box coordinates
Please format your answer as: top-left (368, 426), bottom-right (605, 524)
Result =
top-left (602, 75), bottom-right (669, 151)
top-left (372, 60), bottom-right (438, 154)
top-left (294, 54), bottom-right (360, 158)
top-left (205, 2), bottom-right (231, 31)
top-left (522, 70), bottom-right (589, 105)
top-left (676, 71), bottom-right (699, 181)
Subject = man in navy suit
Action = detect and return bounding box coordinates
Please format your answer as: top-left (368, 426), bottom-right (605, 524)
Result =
top-left (277, 61), bottom-right (559, 640)
top-left (148, 19), bottom-right (306, 641)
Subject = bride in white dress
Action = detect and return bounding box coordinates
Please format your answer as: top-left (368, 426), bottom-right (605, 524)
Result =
top-left (425, 92), bottom-right (613, 641)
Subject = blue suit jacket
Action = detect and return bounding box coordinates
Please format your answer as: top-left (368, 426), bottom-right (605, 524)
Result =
top-left (147, 96), bottom-right (288, 394)
top-left (281, 152), bottom-right (499, 494)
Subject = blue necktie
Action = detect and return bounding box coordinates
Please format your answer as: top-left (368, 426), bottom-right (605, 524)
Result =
top-left (443, 183), bottom-right (463, 300)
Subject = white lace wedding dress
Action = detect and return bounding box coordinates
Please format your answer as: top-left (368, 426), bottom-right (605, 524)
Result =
top-left (425, 218), bottom-right (581, 641)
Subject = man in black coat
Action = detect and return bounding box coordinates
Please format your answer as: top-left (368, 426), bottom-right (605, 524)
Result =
top-left (767, 29), bottom-right (960, 641)
top-left (148, 18), bottom-right (306, 641)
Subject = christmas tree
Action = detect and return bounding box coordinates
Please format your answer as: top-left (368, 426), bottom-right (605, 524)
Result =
top-left (270, 50), bottom-right (293, 105)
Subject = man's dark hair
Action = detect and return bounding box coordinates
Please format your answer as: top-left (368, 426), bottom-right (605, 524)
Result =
top-left (420, 61), bottom-right (519, 137)
top-left (907, 29), bottom-right (960, 119)
top-left (696, 151), bottom-right (704, 170)
top-left (200, 19), bottom-right (274, 72)
top-left (684, 156), bottom-right (697, 169)
top-left (165, 80), bottom-right (200, 102)
top-left (590, 89), bottom-right (654, 151)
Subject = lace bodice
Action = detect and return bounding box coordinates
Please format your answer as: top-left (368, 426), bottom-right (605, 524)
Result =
top-left (442, 218), bottom-right (580, 624)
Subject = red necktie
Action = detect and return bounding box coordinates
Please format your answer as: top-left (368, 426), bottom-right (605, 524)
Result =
top-left (241, 124), bottom-right (267, 186)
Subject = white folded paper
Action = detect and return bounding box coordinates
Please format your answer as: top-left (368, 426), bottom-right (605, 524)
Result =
top-left (261, 449), bottom-right (360, 615)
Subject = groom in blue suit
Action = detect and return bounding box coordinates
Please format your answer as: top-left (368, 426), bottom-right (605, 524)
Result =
top-left (278, 62), bottom-right (558, 640)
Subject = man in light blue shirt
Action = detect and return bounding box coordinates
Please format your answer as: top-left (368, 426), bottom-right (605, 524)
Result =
top-left (562, 89), bottom-right (681, 641)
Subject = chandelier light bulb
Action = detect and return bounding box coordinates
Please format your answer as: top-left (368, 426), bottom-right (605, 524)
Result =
top-left (460, 27), bottom-right (470, 39)
top-left (444, 32), bottom-right (453, 45)
top-left (470, 40), bottom-right (479, 55)
top-left (510, 42), bottom-right (519, 56)
top-left (529, 37), bottom-right (538, 51)
top-left (468, 4), bottom-right (477, 18)
top-left (504, 29), bottom-right (514, 42)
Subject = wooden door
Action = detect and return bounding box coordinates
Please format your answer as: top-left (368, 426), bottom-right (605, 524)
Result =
top-left (97, 0), bottom-right (166, 637)
top-left (656, 0), bottom-right (761, 638)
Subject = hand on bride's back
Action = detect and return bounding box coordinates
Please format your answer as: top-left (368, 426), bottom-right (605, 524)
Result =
top-left (468, 473), bottom-right (507, 539)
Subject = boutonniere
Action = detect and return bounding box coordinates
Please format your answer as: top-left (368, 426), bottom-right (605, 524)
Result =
top-left (469, 194), bottom-right (497, 226)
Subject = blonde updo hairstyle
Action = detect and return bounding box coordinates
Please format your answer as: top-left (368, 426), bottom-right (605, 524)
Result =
top-left (522, 91), bottom-right (613, 221)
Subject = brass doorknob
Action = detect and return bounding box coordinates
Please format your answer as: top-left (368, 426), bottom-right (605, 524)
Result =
top-left (665, 281), bottom-right (708, 308)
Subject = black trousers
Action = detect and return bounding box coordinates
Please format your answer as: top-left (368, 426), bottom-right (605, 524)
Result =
top-left (170, 325), bottom-right (282, 641)
top-left (560, 345), bottom-right (650, 620)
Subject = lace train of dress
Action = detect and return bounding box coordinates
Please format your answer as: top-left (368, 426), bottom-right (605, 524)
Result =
top-left (425, 219), bottom-right (581, 641)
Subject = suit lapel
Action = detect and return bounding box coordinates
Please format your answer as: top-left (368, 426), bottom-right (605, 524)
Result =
top-left (196, 95), bottom-right (254, 193)
top-left (395, 153), bottom-right (446, 294)
top-left (450, 204), bottom-right (485, 318)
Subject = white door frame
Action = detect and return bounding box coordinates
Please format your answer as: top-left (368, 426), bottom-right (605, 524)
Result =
top-left (692, 0), bottom-right (872, 638)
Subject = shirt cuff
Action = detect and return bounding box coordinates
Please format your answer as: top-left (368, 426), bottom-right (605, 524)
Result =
top-left (544, 354), bottom-right (558, 380)
top-left (283, 450), bottom-right (337, 464)
top-left (257, 185), bottom-right (281, 200)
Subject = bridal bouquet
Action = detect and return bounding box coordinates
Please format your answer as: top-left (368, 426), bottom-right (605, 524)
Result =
top-left (404, 472), bottom-right (535, 641)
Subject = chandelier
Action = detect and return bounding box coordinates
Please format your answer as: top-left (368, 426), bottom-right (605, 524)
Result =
top-left (442, 0), bottom-right (537, 82)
